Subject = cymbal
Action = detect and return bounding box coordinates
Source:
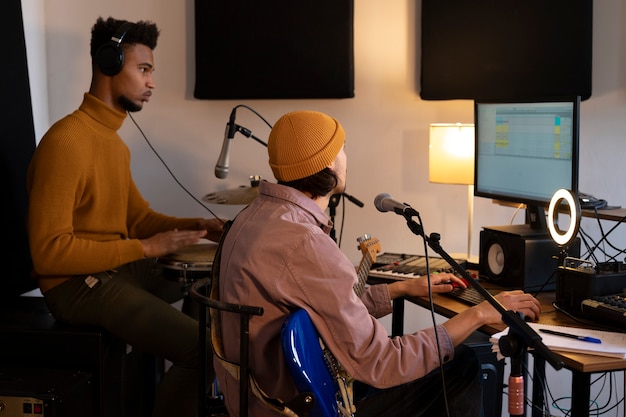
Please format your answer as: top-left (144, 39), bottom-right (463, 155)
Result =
top-left (203, 185), bottom-right (259, 205)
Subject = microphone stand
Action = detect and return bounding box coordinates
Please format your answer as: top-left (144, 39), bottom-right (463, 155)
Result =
top-left (329, 194), bottom-right (341, 242)
top-left (328, 192), bottom-right (365, 243)
top-left (342, 192), bottom-right (364, 208)
top-left (235, 125), bottom-right (267, 147)
top-left (398, 207), bottom-right (564, 416)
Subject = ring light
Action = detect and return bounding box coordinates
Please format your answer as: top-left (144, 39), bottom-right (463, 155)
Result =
top-left (547, 189), bottom-right (581, 246)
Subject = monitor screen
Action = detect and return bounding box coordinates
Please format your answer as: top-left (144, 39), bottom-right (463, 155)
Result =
top-left (474, 97), bottom-right (580, 230)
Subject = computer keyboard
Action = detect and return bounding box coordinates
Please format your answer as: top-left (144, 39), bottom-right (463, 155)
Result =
top-left (581, 293), bottom-right (626, 329)
top-left (441, 286), bottom-right (486, 306)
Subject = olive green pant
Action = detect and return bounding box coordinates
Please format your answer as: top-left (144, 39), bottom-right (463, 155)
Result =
top-left (43, 258), bottom-right (212, 417)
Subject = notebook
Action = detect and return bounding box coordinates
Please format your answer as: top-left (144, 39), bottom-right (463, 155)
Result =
top-left (490, 322), bottom-right (626, 359)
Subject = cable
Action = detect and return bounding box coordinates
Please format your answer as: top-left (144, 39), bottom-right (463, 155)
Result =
top-left (577, 227), bottom-right (601, 265)
top-left (586, 211), bottom-right (626, 261)
top-left (529, 269), bottom-right (557, 297)
top-left (416, 212), bottom-right (451, 417)
top-left (577, 212), bottom-right (626, 267)
top-left (232, 104), bottom-right (273, 130)
top-left (508, 203), bottom-right (526, 225)
top-left (127, 112), bottom-right (225, 223)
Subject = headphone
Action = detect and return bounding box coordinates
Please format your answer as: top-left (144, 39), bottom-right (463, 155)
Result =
top-left (95, 22), bottom-right (135, 76)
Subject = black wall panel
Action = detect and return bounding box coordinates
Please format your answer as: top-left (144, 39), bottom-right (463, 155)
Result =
top-left (1, 0), bottom-right (37, 298)
top-left (194, 0), bottom-right (354, 99)
top-left (420, 0), bottom-right (593, 100)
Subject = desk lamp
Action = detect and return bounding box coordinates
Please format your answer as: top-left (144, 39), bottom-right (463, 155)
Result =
top-left (428, 123), bottom-right (475, 260)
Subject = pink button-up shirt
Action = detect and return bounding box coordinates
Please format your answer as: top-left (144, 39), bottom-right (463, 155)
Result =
top-left (216, 181), bottom-right (453, 416)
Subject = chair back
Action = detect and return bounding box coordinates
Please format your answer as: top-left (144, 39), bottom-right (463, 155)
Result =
top-left (190, 220), bottom-right (314, 417)
top-left (189, 219), bottom-right (263, 417)
top-left (190, 277), bottom-right (263, 417)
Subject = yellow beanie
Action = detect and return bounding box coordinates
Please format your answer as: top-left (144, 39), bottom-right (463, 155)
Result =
top-left (268, 111), bottom-right (345, 182)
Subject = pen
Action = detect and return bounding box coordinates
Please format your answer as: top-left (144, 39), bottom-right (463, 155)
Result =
top-left (539, 328), bottom-right (602, 344)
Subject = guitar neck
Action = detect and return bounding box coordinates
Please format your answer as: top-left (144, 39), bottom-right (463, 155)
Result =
top-left (353, 252), bottom-right (374, 298)
top-left (353, 235), bottom-right (381, 298)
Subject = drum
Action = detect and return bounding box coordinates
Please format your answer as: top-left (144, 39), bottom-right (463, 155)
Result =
top-left (159, 243), bottom-right (218, 272)
top-left (158, 243), bottom-right (218, 290)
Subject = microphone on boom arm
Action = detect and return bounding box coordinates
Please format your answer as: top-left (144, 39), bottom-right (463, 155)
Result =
top-left (214, 105), bottom-right (271, 180)
top-left (374, 193), bottom-right (564, 417)
top-left (214, 107), bottom-right (238, 179)
top-left (374, 193), bottom-right (415, 215)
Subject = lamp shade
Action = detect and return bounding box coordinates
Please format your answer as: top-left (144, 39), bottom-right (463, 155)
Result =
top-left (429, 123), bottom-right (475, 185)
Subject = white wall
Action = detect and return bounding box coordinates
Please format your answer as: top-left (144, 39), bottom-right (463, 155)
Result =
top-left (22, 0), bottom-right (518, 258)
top-left (21, 0), bottom-right (626, 415)
top-left (23, 0), bottom-right (626, 263)
top-left (21, 0), bottom-right (49, 138)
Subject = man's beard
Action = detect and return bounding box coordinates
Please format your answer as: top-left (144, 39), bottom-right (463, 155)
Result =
top-left (118, 95), bottom-right (142, 113)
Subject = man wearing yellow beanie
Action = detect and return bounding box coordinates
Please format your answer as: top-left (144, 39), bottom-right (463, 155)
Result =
top-left (215, 110), bottom-right (540, 416)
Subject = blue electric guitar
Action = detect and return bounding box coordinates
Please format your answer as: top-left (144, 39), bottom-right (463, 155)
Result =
top-left (281, 235), bottom-right (381, 417)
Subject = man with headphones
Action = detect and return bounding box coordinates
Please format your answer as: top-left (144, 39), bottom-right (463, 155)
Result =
top-left (26, 17), bottom-right (223, 417)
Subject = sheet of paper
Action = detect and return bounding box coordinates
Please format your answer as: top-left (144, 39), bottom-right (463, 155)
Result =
top-left (490, 322), bottom-right (626, 359)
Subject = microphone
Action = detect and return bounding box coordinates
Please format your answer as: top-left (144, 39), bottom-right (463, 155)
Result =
top-left (374, 193), bottom-right (412, 215)
top-left (214, 107), bottom-right (238, 179)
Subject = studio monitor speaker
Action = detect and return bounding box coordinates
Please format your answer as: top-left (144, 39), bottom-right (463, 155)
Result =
top-left (479, 225), bottom-right (580, 292)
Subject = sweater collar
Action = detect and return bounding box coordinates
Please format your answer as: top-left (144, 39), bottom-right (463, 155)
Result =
top-left (79, 93), bottom-right (127, 131)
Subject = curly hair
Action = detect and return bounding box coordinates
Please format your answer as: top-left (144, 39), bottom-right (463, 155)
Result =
top-left (90, 16), bottom-right (160, 59)
top-left (278, 167), bottom-right (339, 199)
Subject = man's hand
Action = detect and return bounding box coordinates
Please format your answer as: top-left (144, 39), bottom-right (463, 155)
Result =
top-left (443, 289), bottom-right (542, 345)
top-left (475, 290), bottom-right (542, 324)
top-left (141, 229), bottom-right (208, 258)
top-left (388, 272), bottom-right (467, 299)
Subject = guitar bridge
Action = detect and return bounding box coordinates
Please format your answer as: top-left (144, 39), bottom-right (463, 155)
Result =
top-left (322, 349), bottom-right (341, 376)
top-left (321, 344), bottom-right (356, 416)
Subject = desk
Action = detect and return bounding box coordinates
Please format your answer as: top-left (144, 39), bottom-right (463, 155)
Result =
top-left (582, 207), bottom-right (626, 222)
top-left (496, 203), bottom-right (626, 222)
top-left (371, 278), bottom-right (626, 417)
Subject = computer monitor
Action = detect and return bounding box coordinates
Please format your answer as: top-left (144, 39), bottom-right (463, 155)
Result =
top-left (474, 97), bottom-right (580, 233)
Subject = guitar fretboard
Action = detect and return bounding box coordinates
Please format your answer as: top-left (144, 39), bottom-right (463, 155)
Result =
top-left (354, 253), bottom-right (374, 297)
top-left (353, 235), bottom-right (380, 297)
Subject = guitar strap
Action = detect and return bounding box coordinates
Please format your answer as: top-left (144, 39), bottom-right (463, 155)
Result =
top-left (209, 219), bottom-right (302, 417)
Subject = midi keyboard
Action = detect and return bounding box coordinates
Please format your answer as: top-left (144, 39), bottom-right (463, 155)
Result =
top-left (369, 252), bottom-right (486, 306)
top-left (581, 293), bottom-right (626, 329)
top-left (369, 252), bottom-right (464, 280)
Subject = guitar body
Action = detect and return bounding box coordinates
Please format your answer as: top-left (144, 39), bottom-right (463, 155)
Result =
top-left (281, 309), bottom-right (340, 417)
top-left (281, 235), bottom-right (380, 417)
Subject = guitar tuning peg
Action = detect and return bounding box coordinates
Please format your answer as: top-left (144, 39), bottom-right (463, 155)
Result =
top-left (356, 234), bottom-right (371, 243)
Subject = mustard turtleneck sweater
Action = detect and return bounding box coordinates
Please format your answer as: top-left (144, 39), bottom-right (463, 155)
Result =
top-left (27, 93), bottom-right (201, 292)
